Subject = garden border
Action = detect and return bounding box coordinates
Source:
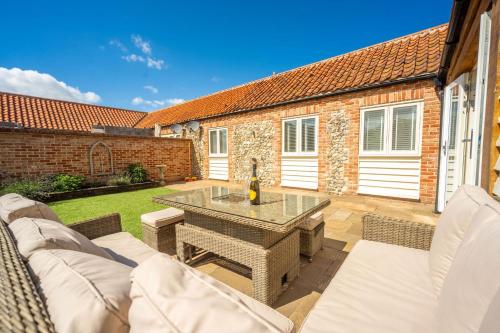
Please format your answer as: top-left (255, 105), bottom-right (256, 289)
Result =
top-left (44, 181), bottom-right (160, 202)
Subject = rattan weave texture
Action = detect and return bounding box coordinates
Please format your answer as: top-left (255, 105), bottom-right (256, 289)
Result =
top-left (362, 213), bottom-right (435, 251)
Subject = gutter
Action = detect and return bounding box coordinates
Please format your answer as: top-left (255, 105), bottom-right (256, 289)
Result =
top-left (436, 0), bottom-right (471, 86)
top-left (160, 73), bottom-right (437, 126)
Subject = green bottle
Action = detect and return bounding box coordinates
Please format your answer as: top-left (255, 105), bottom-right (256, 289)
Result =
top-left (249, 158), bottom-right (260, 205)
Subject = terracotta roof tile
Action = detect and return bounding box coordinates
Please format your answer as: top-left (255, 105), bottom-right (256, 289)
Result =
top-left (0, 92), bottom-right (146, 131)
top-left (137, 24), bottom-right (448, 128)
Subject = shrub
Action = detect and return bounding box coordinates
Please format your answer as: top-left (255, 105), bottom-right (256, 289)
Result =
top-left (0, 179), bottom-right (49, 201)
top-left (107, 175), bottom-right (132, 186)
top-left (51, 174), bottom-right (85, 192)
top-left (125, 164), bottom-right (148, 183)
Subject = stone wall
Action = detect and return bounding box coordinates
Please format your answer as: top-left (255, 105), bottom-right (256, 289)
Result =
top-left (185, 129), bottom-right (206, 178)
top-left (325, 111), bottom-right (349, 194)
top-left (0, 128), bottom-right (192, 183)
top-left (231, 121), bottom-right (276, 185)
top-left (160, 79), bottom-right (441, 204)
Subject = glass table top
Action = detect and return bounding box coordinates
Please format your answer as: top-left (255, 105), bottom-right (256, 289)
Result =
top-left (154, 186), bottom-right (331, 226)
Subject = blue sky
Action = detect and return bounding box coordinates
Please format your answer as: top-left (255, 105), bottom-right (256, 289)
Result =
top-left (0, 1), bottom-right (452, 111)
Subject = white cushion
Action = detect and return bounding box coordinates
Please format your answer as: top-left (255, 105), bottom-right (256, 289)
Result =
top-left (92, 231), bottom-right (157, 267)
top-left (140, 208), bottom-right (184, 228)
top-left (299, 212), bottom-right (324, 231)
top-left (429, 185), bottom-right (498, 295)
top-left (479, 287), bottom-right (500, 333)
top-left (128, 253), bottom-right (294, 333)
top-left (8, 217), bottom-right (113, 260)
top-left (29, 249), bottom-right (132, 333)
top-left (0, 193), bottom-right (60, 223)
top-left (436, 204), bottom-right (500, 333)
top-left (301, 240), bottom-right (437, 333)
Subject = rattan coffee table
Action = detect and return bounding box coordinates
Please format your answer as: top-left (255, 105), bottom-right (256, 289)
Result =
top-left (154, 186), bottom-right (330, 305)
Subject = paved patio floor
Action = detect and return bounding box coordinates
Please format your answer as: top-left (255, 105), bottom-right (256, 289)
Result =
top-left (166, 180), bottom-right (438, 329)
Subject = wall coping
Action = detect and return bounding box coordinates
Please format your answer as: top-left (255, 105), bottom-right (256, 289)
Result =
top-left (0, 127), bottom-right (192, 142)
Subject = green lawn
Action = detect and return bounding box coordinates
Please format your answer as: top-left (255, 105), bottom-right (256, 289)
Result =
top-left (48, 187), bottom-right (176, 239)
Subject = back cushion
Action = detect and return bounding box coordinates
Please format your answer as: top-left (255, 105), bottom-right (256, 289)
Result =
top-left (436, 204), bottom-right (500, 333)
top-left (129, 253), bottom-right (294, 333)
top-left (429, 185), bottom-right (496, 295)
top-left (29, 249), bottom-right (132, 333)
top-left (9, 217), bottom-right (113, 260)
top-left (479, 287), bottom-right (500, 333)
top-left (0, 193), bottom-right (60, 223)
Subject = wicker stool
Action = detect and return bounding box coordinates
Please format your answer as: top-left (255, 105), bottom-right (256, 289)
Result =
top-left (298, 211), bottom-right (325, 262)
top-left (141, 208), bottom-right (184, 254)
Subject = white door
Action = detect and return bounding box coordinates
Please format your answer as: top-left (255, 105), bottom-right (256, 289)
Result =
top-left (437, 11), bottom-right (491, 211)
top-left (208, 128), bottom-right (229, 180)
top-left (281, 116), bottom-right (319, 189)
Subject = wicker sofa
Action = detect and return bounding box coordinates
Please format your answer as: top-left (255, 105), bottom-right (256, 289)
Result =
top-left (0, 194), bottom-right (294, 333)
top-left (300, 185), bottom-right (500, 333)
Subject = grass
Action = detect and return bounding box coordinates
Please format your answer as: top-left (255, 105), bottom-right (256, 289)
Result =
top-left (48, 187), bottom-right (176, 239)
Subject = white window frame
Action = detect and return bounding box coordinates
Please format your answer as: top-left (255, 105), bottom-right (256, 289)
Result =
top-left (208, 127), bottom-right (228, 157)
top-left (161, 133), bottom-right (181, 138)
top-left (359, 101), bottom-right (423, 157)
top-left (282, 115), bottom-right (319, 157)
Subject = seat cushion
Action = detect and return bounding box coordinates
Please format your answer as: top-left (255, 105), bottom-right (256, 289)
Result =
top-left (0, 193), bottom-right (60, 223)
top-left (140, 208), bottom-right (184, 228)
top-left (128, 253), bottom-right (294, 333)
top-left (299, 211), bottom-right (324, 231)
top-left (8, 217), bottom-right (113, 260)
top-left (29, 249), bottom-right (132, 333)
top-left (429, 185), bottom-right (498, 295)
top-left (92, 231), bottom-right (157, 267)
top-left (436, 204), bottom-right (500, 333)
top-left (300, 240), bottom-right (437, 333)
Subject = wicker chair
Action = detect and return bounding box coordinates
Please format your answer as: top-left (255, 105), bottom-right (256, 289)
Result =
top-left (0, 213), bottom-right (122, 333)
top-left (362, 213), bottom-right (436, 251)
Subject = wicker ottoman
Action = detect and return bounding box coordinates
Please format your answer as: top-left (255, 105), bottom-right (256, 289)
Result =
top-left (141, 208), bottom-right (184, 254)
top-left (299, 212), bottom-right (325, 262)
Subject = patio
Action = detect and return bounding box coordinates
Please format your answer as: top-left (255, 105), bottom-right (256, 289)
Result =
top-left (166, 180), bottom-right (438, 328)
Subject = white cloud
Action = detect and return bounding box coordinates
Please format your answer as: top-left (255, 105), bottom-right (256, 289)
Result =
top-left (211, 76), bottom-right (221, 83)
top-left (109, 39), bottom-right (128, 52)
top-left (114, 34), bottom-right (166, 70)
top-left (132, 35), bottom-right (152, 55)
top-left (167, 98), bottom-right (185, 105)
top-left (144, 85), bottom-right (158, 94)
top-left (146, 57), bottom-right (165, 70)
top-left (131, 96), bottom-right (185, 109)
top-left (122, 54), bottom-right (145, 63)
top-left (0, 67), bottom-right (101, 104)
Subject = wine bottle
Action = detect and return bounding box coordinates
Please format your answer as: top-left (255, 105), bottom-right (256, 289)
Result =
top-left (249, 158), bottom-right (260, 205)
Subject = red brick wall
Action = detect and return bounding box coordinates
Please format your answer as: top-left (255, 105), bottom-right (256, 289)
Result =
top-left (163, 79), bottom-right (441, 204)
top-left (0, 128), bottom-right (192, 183)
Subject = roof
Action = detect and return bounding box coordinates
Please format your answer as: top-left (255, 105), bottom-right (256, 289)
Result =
top-left (0, 92), bottom-right (146, 132)
top-left (137, 24), bottom-right (447, 128)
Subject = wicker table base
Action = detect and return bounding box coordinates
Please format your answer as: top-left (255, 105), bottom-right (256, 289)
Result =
top-left (176, 215), bottom-right (300, 305)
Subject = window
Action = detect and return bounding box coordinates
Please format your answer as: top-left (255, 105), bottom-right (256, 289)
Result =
top-left (360, 102), bottom-right (422, 156)
top-left (283, 116), bottom-right (318, 155)
top-left (209, 128), bottom-right (228, 156)
top-left (363, 109), bottom-right (385, 151)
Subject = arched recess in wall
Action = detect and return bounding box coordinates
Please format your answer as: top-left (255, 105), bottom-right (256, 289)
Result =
top-left (89, 141), bottom-right (114, 175)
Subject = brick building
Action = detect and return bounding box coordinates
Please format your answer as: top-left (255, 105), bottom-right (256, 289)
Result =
top-left (137, 25), bottom-right (447, 204)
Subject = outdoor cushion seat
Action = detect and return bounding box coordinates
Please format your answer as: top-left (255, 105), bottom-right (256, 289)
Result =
top-left (8, 217), bottom-right (113, 260)
top-left (129, 253), bottom-right (295, 333)
top-left (0, 193), bottom-right (61, 223)
top-left (92, 231), bottom-right (158, 267)
top-left (428, 185), bottom-right (498, 295)
top-left (300, 240), bottom-right (437, 333)
top-left (140, 207), bottom-right (184, 227)
top-left (29, 249), bottom-right (132, 333)
top-left (299, 211), bottom-right (323, 231)
top-left (436, 204), bottom-right (500, 333)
